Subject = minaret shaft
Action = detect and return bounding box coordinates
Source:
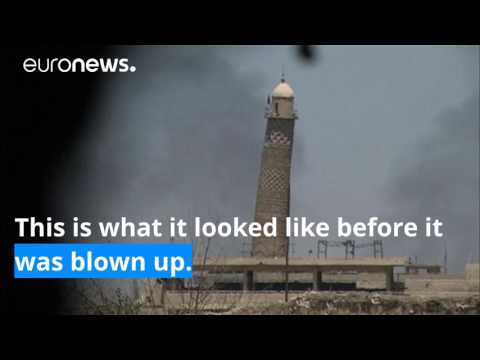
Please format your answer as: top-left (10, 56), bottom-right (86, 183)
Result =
top-left (252, 79), bottom-right (297, 258)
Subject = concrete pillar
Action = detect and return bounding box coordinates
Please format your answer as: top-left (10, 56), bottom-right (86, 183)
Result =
top-left (166, 278), bottom-right (183, 290)
top-left (313, 271), bottom-right (322, 291)
top-left (385, 268), bottom-right (394, 291)
top-left (158, 280), bottom-right (166, 307)
top-left (132, 279), bottom-right (141, 299)
top-left (243, 271), bottom-right (254, 291)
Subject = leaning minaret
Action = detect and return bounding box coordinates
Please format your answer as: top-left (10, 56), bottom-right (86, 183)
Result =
top-left (252, 75), bottom-right (297, 257)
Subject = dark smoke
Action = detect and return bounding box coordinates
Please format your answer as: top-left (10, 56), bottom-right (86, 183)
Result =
top-left (50, 46), bottom-right (274, 257)
top-left (388, 96), bottom-right (479, 272)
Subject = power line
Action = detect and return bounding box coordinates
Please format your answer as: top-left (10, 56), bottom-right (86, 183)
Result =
top-left (316, 239), bottom-right (384, 259)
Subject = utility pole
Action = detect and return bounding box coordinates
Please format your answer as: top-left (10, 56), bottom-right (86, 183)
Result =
top-left (285, 191), bottom-right (290, 303)
top-left (443, 239), bottom-right (448, 274)
top-left (285, 243), bottom-right (289, 302)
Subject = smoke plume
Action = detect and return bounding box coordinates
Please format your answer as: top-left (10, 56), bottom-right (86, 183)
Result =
top-left (388, 96), bottom-right (479, 272)
top-left (50, 46), bottom-right (274, 257)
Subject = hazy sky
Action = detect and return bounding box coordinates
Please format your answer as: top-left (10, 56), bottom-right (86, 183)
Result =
top-left (228, 45), bottom-right (479, 269)
top-left (51, 45), bottom-right (479, 272)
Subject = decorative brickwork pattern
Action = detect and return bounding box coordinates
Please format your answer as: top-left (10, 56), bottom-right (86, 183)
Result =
top-left (252, 115), bottom-right (296, 258)
top-left (261, 169), bottom-right (288, 192)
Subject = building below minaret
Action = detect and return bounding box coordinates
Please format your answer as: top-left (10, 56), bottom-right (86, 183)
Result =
top-left (252, 76), bottom-right (297, 258)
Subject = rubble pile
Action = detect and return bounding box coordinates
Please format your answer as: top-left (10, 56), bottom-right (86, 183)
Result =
top-left (231, 291), bottom-right (480, 315)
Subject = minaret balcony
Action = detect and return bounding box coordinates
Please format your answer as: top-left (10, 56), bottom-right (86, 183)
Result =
top-left (264, 111), bottom-right (298, 120)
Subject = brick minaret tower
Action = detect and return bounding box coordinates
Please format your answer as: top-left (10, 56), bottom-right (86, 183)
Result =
top-left (252, 75), bottom-right (297, 257)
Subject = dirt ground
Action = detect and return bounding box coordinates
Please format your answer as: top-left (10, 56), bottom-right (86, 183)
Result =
top-left (225, 291), bottom-right (480, 315)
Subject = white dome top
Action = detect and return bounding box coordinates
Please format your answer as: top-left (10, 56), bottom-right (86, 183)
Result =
top-left (272, 80), bottom-right (295, 98)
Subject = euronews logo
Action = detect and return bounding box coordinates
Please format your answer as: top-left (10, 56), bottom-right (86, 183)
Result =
top-left (23, 58), bottom-right (136, 73)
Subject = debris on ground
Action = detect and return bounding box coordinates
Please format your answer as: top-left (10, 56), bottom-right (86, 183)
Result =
top-left (229, 292), bottom-right (480, 315)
